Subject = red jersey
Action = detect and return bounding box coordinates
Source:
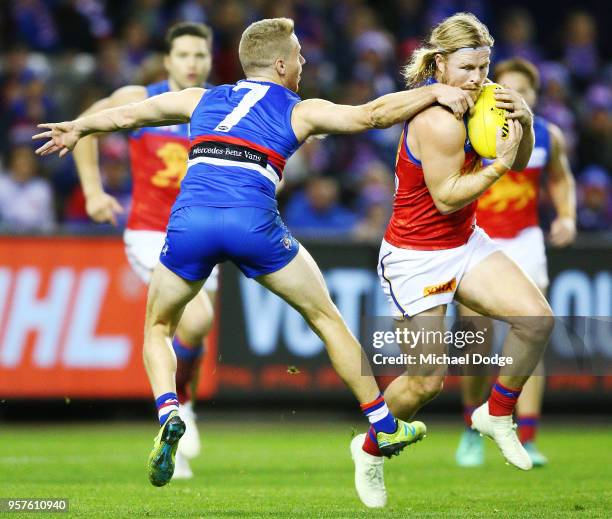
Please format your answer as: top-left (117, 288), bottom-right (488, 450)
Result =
top-left (126, 80), bottom-right (189, 231)
top-left (384, 122), bottom-right (482, 250)
top-left (476, 117), bottom-right (551, 239)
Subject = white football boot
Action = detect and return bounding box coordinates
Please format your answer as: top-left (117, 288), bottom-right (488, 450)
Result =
top-left (172, 451), bottom-right (193, 480)
top-left (471, 403), bottom-right (533, 470)
top-left (350, 433), bottom-right (387, 508)
top-left (177, 401), bottom-right (201, 459)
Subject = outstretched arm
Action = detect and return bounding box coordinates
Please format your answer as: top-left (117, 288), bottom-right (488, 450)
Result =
top-left (546, 123), bottom-right (577, 246)
top-left (33, 88), bottom-right (205, 157)
top-left (72, 85), bottom-right (146, 224)
top-left (291, 83), bottom-right (474, 142)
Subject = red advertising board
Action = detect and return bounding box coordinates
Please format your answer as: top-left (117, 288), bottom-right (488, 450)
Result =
top-left (0, 237), bottom-right (217, 398)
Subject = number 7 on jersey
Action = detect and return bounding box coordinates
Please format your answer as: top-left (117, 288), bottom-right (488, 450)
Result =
top-left (213, 82), bottom-right (270, 132)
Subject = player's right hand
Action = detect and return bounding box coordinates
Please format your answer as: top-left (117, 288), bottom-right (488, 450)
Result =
top-left (495, 119), bottom-right (523, 170)
top-left (432, 84), bottom-right (474, 120)
top-left (86, 191), bottom-right (124, 226)
top-left (32, 121), bottom-right (80, 157)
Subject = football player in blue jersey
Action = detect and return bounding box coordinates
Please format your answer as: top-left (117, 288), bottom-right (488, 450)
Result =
top-left (73, 22), bottom-right (217, 480)
top-left (34, 17), bottom-right (474, 495)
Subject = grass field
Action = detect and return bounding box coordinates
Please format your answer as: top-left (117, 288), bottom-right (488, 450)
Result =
top-left (1, 420), bottom-right (610, 518)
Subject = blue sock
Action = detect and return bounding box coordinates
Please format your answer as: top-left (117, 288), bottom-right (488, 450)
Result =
top-left (172, 336), bottom-right (204, 361)
top-left (360, 393), bottom-right (397, 434)
top-left (155, 392), bottom-right (179, 426)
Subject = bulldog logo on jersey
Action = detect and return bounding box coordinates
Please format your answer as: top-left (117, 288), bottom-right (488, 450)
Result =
top-left (281, 235), bottom-right (293, 250)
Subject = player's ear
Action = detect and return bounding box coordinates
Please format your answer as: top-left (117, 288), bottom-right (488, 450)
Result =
top-left (275, 57), bottom-right (286, 76)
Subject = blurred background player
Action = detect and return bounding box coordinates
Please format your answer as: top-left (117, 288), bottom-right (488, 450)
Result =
top-left (33, 16), bottom-right (475, 493)
top-left (455, 57), bottom-right (577, 468)
top-left (72, 21), bottom-right (217, 480)
top-left (351, 12), bottom-right (557, 508)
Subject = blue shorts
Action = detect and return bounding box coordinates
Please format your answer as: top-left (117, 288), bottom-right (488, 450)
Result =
top-left (159, 205), bottom-right (300, 281)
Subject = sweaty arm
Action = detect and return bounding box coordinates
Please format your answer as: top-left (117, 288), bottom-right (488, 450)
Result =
top-left (291, 83), bottom-right (473, 142)
top-left (546, 123), bottom-right (577, 246)
top-left (75, 88), bottom-right (202, 136)
top-left (414, 108), bottom-right (512, 215)
top-left (511, 119), bottom-right (534, 171)
top-left (34, 88), bottom-right (204, 158)
top-left (73, 85), bottom-right (147, 198)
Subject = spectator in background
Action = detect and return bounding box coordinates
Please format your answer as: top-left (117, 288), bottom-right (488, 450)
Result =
top-left (122, 20), bottom-right (154, 70)
top-left (577, 84), bottom-right (612, 173)
top-left (352, 162), bottom-right (394, 241)
top-left (92, 39), bottom-right (133, 92)
top-left (282, 137), bottom-right (332, 189)
top-left (6, 75), bottom-right (56, 146)
top-left (0, 145), bottom-right (55, 232)
top-left (0, 0), bottom-right (608, 235)
top-left (577, 166), bottom-right (612, 231)
top-left (538, 63), bottom-right (578, 160)
top-left (353, 27), bottom-right (396, 97)
top-left (494, 8), bottom-right (542, 65)
top-left (563, 11), bottom-right (600, 91)
top-left (285, 176), bottom-right (358, 238)
top-left (11, 0), bottom-right (59, 51)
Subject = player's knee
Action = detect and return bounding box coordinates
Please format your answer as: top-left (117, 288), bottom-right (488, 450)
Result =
top-left (416, 376), bottom-right (444, 402)
top-left (513, 300), bottom-right (554, 345)
top-left (395, 375), bottom-right (443, 404)
top-left (179, 296), bottom-right (215, 342)
top-left (178, 310), bottom-right (213, 343)
top-left (301, 298), bottom-right (342, 336)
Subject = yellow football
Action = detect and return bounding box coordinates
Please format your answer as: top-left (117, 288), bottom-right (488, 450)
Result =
top-left (467, 82), bottom-right (509, 159)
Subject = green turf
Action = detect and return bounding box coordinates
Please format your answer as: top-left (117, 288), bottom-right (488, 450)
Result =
top-left (1, 420), bottom-right (610, 518)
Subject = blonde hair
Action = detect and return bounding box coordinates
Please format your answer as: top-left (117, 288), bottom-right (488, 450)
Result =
top-left (239, 18), bottom-right (295, 75)
top-left (402, 12), bottom-right (494, 86)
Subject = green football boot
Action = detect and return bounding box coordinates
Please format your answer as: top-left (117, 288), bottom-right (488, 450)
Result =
top-left (147, 410), bottom-right (186, 487)
top-left (375, 419), bottom-right (427, 458)
top-left (455, 428), bottom-right (485, 467)
top-left (523, 442), bottom-right (548, 467)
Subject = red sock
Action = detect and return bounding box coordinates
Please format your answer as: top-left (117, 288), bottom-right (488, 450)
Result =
top-left (518, 415), bottom-right (539, 444)
top-left (488, 380), bottom-right (521, 416)
top-left (463, 405), bottom-right (477, 427)
top-left (173, 336), bottom-right (204, 404)
top-left (362, 425), bottom-right (382, 456)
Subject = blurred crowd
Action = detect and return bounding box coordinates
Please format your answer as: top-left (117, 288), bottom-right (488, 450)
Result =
top-left (0, 0), bottom-right (611, 238)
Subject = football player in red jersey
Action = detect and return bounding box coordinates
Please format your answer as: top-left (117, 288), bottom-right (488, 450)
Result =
top-left (348, 12), bottom-right (555, 506)
top-left (72, 22), bottom-right (215, 480)
top-left (455, 58), bottom-right (576, 468)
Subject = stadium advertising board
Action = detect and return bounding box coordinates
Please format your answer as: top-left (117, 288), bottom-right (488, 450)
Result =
top-left (215, 241), bottom-right (612, 400)
top-left (0, 237), bottom-right (610, 399)
top-left (0, 237), bottom-right (217, 398)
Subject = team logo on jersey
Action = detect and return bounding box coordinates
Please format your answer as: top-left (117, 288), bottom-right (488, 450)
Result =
top-left (152, 142), bottom-right (188, 188)
top-left (478, 173), bottom-right (537, 212)
top-left (281, 235), bottom-right (293, 250)
top-left (423, 278), bottom-right (457, 297)
top-left (161, 243), bottom-right (169, 256)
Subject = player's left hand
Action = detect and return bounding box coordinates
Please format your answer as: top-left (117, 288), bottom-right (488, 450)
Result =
top-left (32, 121), bottom-right (80, 157)
top-left (549, 216), bottom-right (576, 247)
top-left (494, 88), bottom-right (533, 127)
